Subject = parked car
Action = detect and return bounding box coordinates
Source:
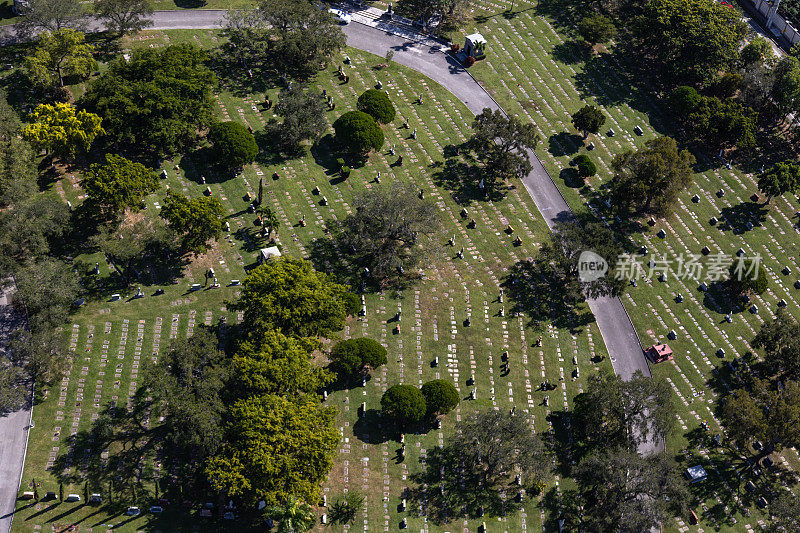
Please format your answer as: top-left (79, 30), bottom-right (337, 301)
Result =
top-left (126, 506), bottom-right (141, 516)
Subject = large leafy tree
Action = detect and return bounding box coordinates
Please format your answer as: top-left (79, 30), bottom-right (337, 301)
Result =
top-left (159, 192), bottom-right (225, 253)
top-left (83, 154), bottom-right (159, 218)
top-left (687, 95), bottom-right (757, 151)
top-left (357, 89), bottom-right (396, 124)
top-left (24, 29), bottom-right (96, 88)
top-left (94, 0), bottom-right (154, 36)
top-left (231, 256), bottom-right (350, 338)
top-left (504, 219), bottom-right (626, 328)
top-left (9, 328), bottom-right (68, 386)
top-left (91, 218), bottom-right (178, 285)
top-left (609, 136), bottom-right (695, 218)
top-left (565, 448), bottom-right (688, 532)
top-left (0, 195), bottom-right (70, 271)
top-left (328, 337), bottom-right (388, 379)
top-left (333, 181), bottom-right (441, 286)
top-left (267, 84), bottom-right (328, 155)
top-left (82, 44), bottom-right (216, 157)
top-left (753, 308), bottom-right (800, 380)
top-left (13, 258), bottom-right (80, 331)
top-left (380, 384), bottom-right (427, 426)
top-left (721, 376), bottom-right (800, 461)
top-left (70, 329), bottom-right (230, 496)
top-left (17, 0), bottom-right (86, 34)
top-left (409, 409), bottom-right (551, 521)
top-left (21, 103), bottom-right (103, 161)
top-left (772, 55), bottom-right (800, 117)
top-left (633, 0), bottom-right (746, 84)
top-left (0, 357), bottom-right (26, 415)
top-left (573, 370), bottom-right (674, 454)
top-left (333, 110), bottom-right (384, 156)
top-left (206, 394), bottom-right (339, 507)
top-left (571, 104), bottom-right (606, 138)
top-left (258, 0), bottom-right (346, 78)
top-left (758, 160), bottom-right (800, 204)
top-left (207, 121), bottom-right (258, 172)
top-left (0, 133), bottom-right (37, 207)
top-left (420, 379), bottom-right (459, 417)
top-left (231, 330), bottom-right (334, 397)
top-left (395, 0), bottom-right (470, 32)
top-left (577, 14), bottom-right (616, 45)
top-left (467, 107), bottom-right (539, 197)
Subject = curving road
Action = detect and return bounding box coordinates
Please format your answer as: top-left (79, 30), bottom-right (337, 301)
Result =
top-left (0, 10), bottom-right (656, 532)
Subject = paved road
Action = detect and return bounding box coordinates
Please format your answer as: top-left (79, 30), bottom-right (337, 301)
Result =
top-left (0, 283), bottom-right (32, 533)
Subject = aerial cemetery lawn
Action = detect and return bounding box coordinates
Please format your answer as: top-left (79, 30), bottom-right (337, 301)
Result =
top-left (8, 28), bottom-right (613, 532)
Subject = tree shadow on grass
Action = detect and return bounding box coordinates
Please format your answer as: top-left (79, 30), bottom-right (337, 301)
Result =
top-left (701, 281), bottom-right (739, 316)
top-left (559, 167), bottom-right (585, 188)
top-left (551, 41), bottom-right (590, 65)
top-left (547, 132), bottom-right (582, 157)
top-left (501, 259), bottom-right (595, 333)
top-left (718, 201), bottom-right (768, 234)
top-left (430, 157), bottom-right (487, 206)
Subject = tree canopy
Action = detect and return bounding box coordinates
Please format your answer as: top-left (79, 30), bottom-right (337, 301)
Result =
top-left (467, 107), bottom-right (539, 197)
top-left (208, 121), bottom-right (258, 172)
top-left (222, 0), bottom-right (345, 80)
top-left (232, 330), bottom-right (333, 396)
top-left (504, 219), bottom-right (626, 328)
top-left (17, 0), bottom-right (86, 34)
top-left (686, 95), bottom-right (757, 151)
top-left (231, 256), bottom-right (350, 338)
top-left (577, 14), bottom-right (616, 45)
top-left (328, 337), bottom-right (388, 378)
top-left (206, 393), bottom-right (339, 507)
top-left (357, 89), bottom-right (396, 124)
top-left (727, 257), bottom-right (768, 296)
top-left (757, 160), bottom-right (800, 203)
top-left (420, 379), bottom-right (459, 417)
top-left (573, 370), bottom-right (674, 454)
top-left (409, 409), bottom-right (550, 521)
top-left (753, 308), bottom-right (800, 380)
top-left (633, 0), bottom-right (746, 84)
top-left (82, 44), bottom-right (216, 157)
top-left (83, 154), bottom-right (159, 218)
top-left (24, 29), bottom-right (96, 88)
top-left (94, 0), bottom-right (154, 35)
top-left (609, 136), bottom-right (695, 218)
top-left (267, 84), bottom-right (328, 155)
top-left (381, 384), bottom-right (427, 426)
top-left (333, 110), bottom-right (384, 155)
top-left (565, 447), bottom-right (688, 531)
top-left (571, 104), bottom-right (606, 138)
top-left (721, 376), bottom-right (800, 461)
top-left (21, 103), bottom-right (103, 161)
top-left (333, 181), bottom-right (441, 287)
top-left (159, 192), bottom-right (225, 253)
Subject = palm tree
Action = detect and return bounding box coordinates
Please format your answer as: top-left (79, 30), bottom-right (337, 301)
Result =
top-left (265, 495), bottom-right (316, 533)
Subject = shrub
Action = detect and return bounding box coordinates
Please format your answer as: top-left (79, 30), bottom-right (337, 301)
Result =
top-left (577, 14), bottom-right (616, 45)
top-left (208, 121), bottom-right (258, 170)
top-left (381, 384), bottom-right (426, 425)
top-left (465, 55), bottom-right (476, 67)
top-left (329, 337), bottom-right (388, 377)
top-left (333, 111), bottom-right (384, 155)
top-left (421, 379), bottom-right (459, 417)
top-left (357, 89), bottom-right (396, 124)
top-left (573, 154), bottom-right (597, 178)
top-left (341, 165), bottom-right (351, 178)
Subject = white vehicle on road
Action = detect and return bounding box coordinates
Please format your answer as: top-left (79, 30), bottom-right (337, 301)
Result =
top-left (329, 8), bottom-right (351, 24)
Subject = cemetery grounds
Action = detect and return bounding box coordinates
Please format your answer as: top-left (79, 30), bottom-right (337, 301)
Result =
top-left (9, 28), bottom-right (613, 532)
top-left (453, 0), bottom-right (800, 530)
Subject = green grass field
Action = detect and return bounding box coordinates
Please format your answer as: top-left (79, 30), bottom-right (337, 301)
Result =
top-left (457, 0), bottom-right (800, 530)
top-left (10, 28), bottom-right (614, 532)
